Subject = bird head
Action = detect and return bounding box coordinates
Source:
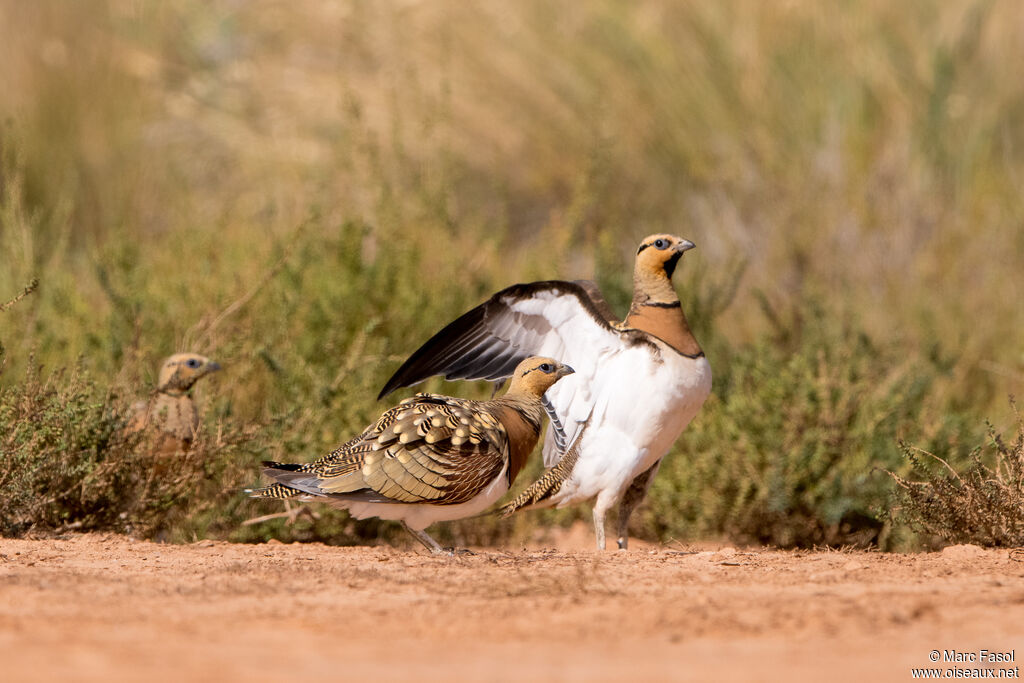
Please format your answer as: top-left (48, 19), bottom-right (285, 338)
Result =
top-left (506, 357), bottom-right (575, 398)
top-left (157, 353), bottom-right (222, 394)
top-left (635, 234), bottom-right (695, 280)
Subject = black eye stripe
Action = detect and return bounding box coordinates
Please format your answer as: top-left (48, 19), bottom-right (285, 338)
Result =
top-left (524, 363), bottom-right (556, 375)
top-left (639, 239), bottom-right (673, 254)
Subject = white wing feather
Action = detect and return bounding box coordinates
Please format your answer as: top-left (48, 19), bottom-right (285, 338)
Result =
top-left (379, 282), bottom-right (639, 468)
top-left (496, 290), bottom-right (623, 467)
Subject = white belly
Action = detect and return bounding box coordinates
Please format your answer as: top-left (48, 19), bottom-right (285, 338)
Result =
top-left (545, 347), bottom-right (711, 507)
top-left (316, 464), bottom-right (511, 531)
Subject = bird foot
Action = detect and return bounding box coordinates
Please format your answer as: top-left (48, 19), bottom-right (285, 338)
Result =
top-left (425, 546), bottom-right (476, 557)
top-left (283, 501), bottom-right (319, 526)
top-left (239, 502), bottom-right (319, 528)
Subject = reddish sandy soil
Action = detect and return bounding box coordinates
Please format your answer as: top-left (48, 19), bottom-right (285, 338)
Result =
top-left (1, 527), bottom-right (1022, 682)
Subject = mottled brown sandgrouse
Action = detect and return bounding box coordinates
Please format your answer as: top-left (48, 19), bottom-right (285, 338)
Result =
top-left (127, 353), bottom-right (222, 454)
top-left (250, 357), bottom-right (574, 553)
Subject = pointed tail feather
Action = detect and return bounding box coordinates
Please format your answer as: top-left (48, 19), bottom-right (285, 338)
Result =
top-left (261, 460), bottom-right (303, 471)
top-left (246, 482), bottom-right (305, 499)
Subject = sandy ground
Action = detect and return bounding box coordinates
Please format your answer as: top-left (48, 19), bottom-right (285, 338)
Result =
top-left (1, 527), bottom-right (1022, 682)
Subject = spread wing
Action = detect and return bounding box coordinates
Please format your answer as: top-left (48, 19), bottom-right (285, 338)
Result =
top-left (570, 279), bottom-right (620, 324)
top-left (378, 280), bottom-right (654, 467)
top-left (256, 394), bottom-right (510, 506)
top-left (378, 280), bottom-right (624, 396)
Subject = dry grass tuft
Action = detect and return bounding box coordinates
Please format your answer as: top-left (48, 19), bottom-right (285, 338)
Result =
top-left (886, 399), bottom-right (1024, 548)
top-left (0, 278), bottom-right (38, 315)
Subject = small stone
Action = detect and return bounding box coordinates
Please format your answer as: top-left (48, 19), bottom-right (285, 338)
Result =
top-left (941, 544), bottom-right (986, 559)
top-left (712, 547), bottom-right (737, 561)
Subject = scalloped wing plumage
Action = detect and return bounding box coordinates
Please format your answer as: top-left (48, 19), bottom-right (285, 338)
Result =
top-left (254, 394), bottom-right (511, 506)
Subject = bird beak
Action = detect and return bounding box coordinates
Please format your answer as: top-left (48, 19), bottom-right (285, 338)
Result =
top-left (206, 361), bottom-right (222, 373)
top-left (676, 239), bottom-right (696, 253)
top-left (559, 364), bottom-right (575, 377)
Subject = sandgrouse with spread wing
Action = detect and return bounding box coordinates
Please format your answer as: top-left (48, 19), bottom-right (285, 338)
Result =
top-left (127, 353), bottom-right (222, 454)
top-left (378, 235), bottom-right (712, 550)
top-left (250, 357), bottom-right (574, 553)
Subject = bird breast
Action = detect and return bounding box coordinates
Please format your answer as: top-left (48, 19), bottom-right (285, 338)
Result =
top-left (545, 342), bottom-right (711, 486)
top-left (149, 393), bottom-right (200, 441)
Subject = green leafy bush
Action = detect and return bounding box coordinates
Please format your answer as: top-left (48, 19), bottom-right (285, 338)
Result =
top-left (0, 359), bottom-right (251, 538)
top-left (637, 301), bottom-right (976, 548)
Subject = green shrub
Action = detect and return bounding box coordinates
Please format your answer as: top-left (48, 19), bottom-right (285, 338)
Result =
top-left (637, 301), bottom-right (976, 549)
top-left (6, 364), bottom-right (168, 535)
top-left (0, 360), bottom-right (143, 535)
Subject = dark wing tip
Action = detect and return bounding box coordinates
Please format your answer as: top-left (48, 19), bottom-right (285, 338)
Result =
top-left (571, 279), bottom-right (621, 324)
top-left (377, 295), bottom-right (491, 399)
top-left (377, 280), bottom-right (617, 400)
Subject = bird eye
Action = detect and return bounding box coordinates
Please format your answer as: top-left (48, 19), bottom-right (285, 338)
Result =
top-left (186, 359), bottom-right (201, 369)
top-left (539, 363), bottom-right (553, 373)
top-left (654, 238), bottom-right (669, 249)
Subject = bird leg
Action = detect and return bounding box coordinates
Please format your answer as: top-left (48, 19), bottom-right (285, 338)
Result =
top-left (616, 460), bottom-right (661, 550)
top-left (593, 506), bottom-right (608, 550)
top-left (402, 522), bottom-right (450, 555)
top-left (239, 503), bottom-right (319, 527)
top-left (283, 500), bottom-right (321, 525)
top-left (284, 500), bottom-right (301, 525)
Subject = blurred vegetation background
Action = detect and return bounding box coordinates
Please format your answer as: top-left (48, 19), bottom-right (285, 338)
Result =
top-left (1, 0), bottom-right (1021, 549)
